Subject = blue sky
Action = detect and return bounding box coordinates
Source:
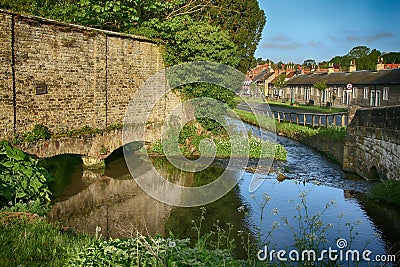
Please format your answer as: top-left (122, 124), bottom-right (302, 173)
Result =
top-left (255, 0), bottom-right (400, 64)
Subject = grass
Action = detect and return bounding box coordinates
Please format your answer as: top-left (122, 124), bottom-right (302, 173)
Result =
top-left (0, 211), bottom-right (248, 267)
top-left (234, 108), bottom-right (346, 143)
top-left (368, 180), bottom-right (400, 205)
top-left (237, 97), bottom-right (348, 114)
top-left (0, 213), bottom-right (92, 267)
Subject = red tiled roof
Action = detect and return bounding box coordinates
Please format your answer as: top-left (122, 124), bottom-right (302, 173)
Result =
top-left (286, 71), bottom-right (296, 78)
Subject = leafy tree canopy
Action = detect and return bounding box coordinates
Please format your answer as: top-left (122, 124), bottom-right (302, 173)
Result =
top-left (382, 52), bottom-right (400, 64)
top-left (0, 0), bottom-right (265, 72)
top-left (302, 59), bottom-right (316, 67)
top-left (330, 46), bottom-right (382, 71)
top-left (346, 46), bottom-right (371, 59)
top-left (273, 73), bottom-right (287, 89)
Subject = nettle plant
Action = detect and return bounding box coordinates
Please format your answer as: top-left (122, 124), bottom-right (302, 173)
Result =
top-left (0, 141), bottom-right (53, 207)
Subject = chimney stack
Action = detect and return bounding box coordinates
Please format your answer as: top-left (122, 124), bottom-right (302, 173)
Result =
top-left (328, 62), bottom-right (334, 73)
top-left (349, 59), bottom-right (357, 72)
top-left (376, 57), bottom-right (384, 71)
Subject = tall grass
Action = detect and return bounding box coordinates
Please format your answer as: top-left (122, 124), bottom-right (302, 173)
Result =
top-left (0, 214), bottom-right (91, 267)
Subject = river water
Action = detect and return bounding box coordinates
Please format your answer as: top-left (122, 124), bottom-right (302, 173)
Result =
top-left (44, 121), bottom-right (400, 265)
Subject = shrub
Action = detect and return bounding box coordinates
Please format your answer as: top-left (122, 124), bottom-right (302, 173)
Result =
top-left (0, 141), bottom-right (53, 207)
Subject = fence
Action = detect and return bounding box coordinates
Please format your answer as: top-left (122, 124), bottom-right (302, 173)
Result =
top-left (252, 109), bottom-right (348, 127)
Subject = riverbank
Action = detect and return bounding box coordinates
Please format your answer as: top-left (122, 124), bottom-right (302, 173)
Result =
top-left (0, 211), bottom-right (249, 266)
top-left (234, 109), bottom-right (346, 164)
top-left (237, 97), bottom-right (348, 114)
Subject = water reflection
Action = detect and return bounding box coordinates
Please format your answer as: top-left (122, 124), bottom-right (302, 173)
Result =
top-left (46, 152), bottom-right (247, 241)
top-left (43, 137), bottom-right (400, 264)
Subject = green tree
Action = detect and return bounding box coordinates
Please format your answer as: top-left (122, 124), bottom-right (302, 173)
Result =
top-left (200, 0), bottom-right (266, 73)
top-left (313, 81), bottom-right (327, 107)
top-left (382, 52), bottom-right (400, 64)
top-left (303, 59), bottom-right (316, 68)
top-left (330, 55), bottom-right (350, 71)
top-left (273, 73), bottom-right (287, 89)
top-left (330, 46), bottom-right (383, 71)
top-left (346, 45), bottom-right (371, 59)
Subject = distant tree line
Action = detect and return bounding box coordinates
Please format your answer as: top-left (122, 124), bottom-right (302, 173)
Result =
top-left (256, 46), bottom-right (400, 71)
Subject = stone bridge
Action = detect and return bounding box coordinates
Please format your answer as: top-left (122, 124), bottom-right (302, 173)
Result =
top-left (15, 129), bottom-right (128, 168)
top-left (343, 105), bottom-right (400, 180)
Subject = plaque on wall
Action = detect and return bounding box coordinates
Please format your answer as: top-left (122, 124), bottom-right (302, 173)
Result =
top-left (35, 82), bottom-right (48, 95)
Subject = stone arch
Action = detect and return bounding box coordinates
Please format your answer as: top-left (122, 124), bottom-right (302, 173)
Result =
top-left (368, 166), bottom-right (381, 181)
top-left (104, 141), bottom-right (145, 166)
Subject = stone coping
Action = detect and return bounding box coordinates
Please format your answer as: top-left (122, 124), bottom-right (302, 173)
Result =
top-left (0, 8), bottom-right (158, 44)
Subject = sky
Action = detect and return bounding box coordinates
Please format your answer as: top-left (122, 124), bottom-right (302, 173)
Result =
top-left (255, 0), bottom-right (400, 64)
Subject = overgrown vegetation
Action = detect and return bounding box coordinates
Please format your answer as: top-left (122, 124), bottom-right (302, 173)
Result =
top-left (13, 124), bottom-right (51, 144)
top-left (147, 121), bottom-right (287, 161)
top-left (12, 124), bottom-right (124, 144)
top-left (0, 186), bottom-right (367, 266)
top-left (368, 180), bottom-right (400, 206)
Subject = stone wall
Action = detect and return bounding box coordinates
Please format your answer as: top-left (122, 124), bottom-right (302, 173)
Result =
top-left (302, 136), bottom-right (344, 164)
top-left (0, 13), bottom-right (13, 139)
top-left (343, 105), bottom-right (400, 180)
top-left (0, 10), bottom-right (175, 140)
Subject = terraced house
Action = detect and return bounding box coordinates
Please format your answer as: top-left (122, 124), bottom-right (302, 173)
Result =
top-left (284, 63), bottom-right (400, 107)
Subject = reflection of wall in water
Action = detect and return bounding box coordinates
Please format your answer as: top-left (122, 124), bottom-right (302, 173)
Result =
top-left (356, 194), bottom-right (400, 247)
top-left (49, 172), bottom-right (178, 238)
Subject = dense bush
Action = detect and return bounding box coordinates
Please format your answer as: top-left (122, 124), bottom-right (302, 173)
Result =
top-left (67, 236), bottom-right (241, 267)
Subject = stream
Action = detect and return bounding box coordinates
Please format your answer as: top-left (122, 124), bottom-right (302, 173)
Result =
top-left (43, 120), bottom-right (400, 265)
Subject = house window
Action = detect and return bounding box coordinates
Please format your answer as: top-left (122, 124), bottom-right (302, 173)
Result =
top-left (363, 87), bottom-right (369, 99)
top-left (311, 87), bottom-right (314, 96)
top-left (352, 87), bottom-right (357, 98)
top-left (383, 87), bottom-right (389, 100)
top-left (337, 87), bottom-right (341, 97)
top-left (370, 90), bottom-right (381, 107)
